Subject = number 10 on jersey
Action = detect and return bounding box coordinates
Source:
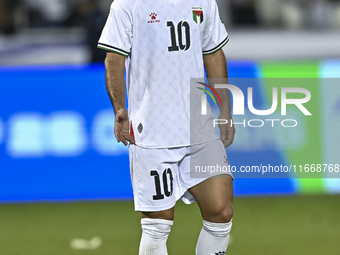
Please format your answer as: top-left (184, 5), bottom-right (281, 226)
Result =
top-left (167, 21), bottom-right (191, 52)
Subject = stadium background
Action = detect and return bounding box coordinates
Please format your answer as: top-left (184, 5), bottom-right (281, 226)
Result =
top-left (0, 0), bottom-right (340, 254)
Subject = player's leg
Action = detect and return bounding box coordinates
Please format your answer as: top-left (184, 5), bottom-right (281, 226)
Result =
top-left (189, 175), bottom-right (233, 255)
top-left (130, 145), bottom-right (182, 255)
top-left (179, 140), bottom-right (233, 254)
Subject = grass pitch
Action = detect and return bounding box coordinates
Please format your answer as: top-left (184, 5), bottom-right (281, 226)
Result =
top-left (0, 195), bottom-right (339, 255)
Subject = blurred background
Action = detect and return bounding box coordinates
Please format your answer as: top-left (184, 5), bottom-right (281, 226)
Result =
top-left (1, 0), bottom-right (340, 64)
top-left (0, 0), bottom-right (340, 254)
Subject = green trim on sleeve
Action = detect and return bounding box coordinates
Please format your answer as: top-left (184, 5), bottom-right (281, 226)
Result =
top-left (203, 37), bottom-right (230, 55)
top-left (97, 46), bottom-right (129, 57)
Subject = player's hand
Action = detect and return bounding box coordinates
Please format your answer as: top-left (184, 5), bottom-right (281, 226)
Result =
top-left (114, 109), bottom-right (135, 146)
top-left (218, 112), bottom-right (235, 148)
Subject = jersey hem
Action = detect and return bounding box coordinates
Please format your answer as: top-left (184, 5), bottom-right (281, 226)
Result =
top-left (134, 137), bottom-right (220, 149)
top-left (203, 35), bottom-right (229, 55)
top-left (97, 43), bottom-right (129, 57)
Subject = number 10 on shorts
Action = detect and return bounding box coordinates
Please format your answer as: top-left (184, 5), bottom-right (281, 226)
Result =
top-left (150, 169), bottom-right (174, 200)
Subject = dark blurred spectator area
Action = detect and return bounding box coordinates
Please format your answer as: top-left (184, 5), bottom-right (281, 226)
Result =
top-left (218, 0), bottom-right (340, 29)
top-left (0, 0), bottom-right (110, 63)
top-left (0, 0), bottom-right (340, 64)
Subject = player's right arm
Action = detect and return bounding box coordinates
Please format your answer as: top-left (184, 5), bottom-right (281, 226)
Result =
top-left (98, 0), bottom-right (134, 145)
top-left (105, 52), bottom-right (135, 146)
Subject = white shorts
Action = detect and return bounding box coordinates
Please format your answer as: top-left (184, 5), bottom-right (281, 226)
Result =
top-left (129, 139), bottom-right (233, 212)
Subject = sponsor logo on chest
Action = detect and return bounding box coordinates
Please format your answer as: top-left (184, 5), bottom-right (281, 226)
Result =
top-left (148, 12), bottom-right (160, 23)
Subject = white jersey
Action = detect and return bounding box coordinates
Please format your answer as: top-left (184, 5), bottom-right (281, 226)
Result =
top-left (98, 0), bottom-right (229, 148)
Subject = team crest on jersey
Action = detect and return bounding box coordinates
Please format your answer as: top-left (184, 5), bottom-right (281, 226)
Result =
top-left (148, 12), bottom-right (160, 23)
top-left (192, 7), bottom-right (204, 24)
top-left (138, 123), bottom-right (143, 133)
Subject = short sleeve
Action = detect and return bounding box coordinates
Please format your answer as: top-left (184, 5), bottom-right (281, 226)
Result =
top-left (97, 0), bottom-right (133, 57)
top-left (202, 0), bottom-right (229, 55)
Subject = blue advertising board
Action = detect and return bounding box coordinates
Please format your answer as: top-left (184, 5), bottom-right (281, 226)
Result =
top-left (3, 61), bottom-right (339, 202)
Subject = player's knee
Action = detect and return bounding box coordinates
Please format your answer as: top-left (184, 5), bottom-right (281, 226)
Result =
top-left (220, 204), bottom-right (233, 223)
top-left (206, 203), bottom-right (233, 223)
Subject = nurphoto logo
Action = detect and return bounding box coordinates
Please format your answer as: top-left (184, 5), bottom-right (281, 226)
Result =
top-left (198, 82), bottom-right (312, 128)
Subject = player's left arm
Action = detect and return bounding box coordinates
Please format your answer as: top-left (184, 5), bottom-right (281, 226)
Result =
top-left (203, 49), bottom-right (235, 148)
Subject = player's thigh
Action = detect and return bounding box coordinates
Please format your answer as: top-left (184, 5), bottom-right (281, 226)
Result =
top-left (189, 175), bottom-right (233, 223)
top-left (186, 139), bottom-right (233, 222)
